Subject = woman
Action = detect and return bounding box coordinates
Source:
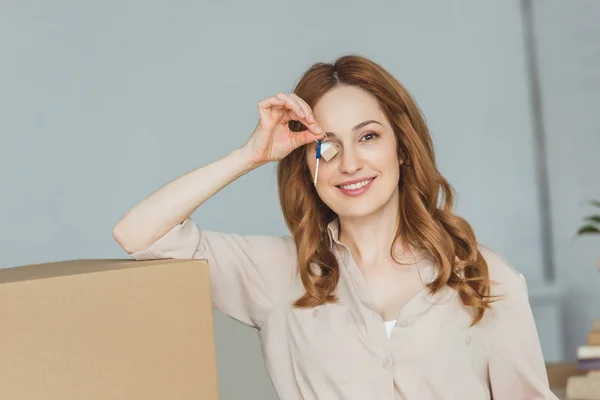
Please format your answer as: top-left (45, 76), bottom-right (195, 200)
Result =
top-left (113, 55), bottom-right (558, 400)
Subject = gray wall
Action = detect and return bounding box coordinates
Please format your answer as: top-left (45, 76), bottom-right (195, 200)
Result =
top-left (1, 0), bottom-right (598, 399)
top-left (532, 0), bottom-right (600, 361)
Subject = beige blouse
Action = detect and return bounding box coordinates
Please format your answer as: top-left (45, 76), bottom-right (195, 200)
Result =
top-left (129, 217), bottom-right (559, 400)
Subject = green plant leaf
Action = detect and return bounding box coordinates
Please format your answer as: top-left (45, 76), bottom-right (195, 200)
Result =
top-left (584, 215), bottom-right (600, 224)
top-left (577, 225), bottom-right (600, 235)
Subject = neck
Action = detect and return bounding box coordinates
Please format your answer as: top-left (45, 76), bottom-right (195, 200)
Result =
top-left (337, 190), bottom-right (411, 267)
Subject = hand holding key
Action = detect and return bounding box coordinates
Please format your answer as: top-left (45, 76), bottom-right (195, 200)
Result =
top-left (242, 92), bottom-right (326, 167)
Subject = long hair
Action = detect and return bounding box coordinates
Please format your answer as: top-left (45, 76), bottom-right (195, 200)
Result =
top-left (277, 54), bottom-right (498, 326)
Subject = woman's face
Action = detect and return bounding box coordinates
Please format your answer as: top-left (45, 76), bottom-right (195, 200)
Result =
top-left (306, 85), bottom-right (401, 219)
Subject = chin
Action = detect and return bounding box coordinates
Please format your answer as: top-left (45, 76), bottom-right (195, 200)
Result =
top-left (331, 200), bottom-right (386, 219)
top-left (329, 185), bottom-right (399, 218)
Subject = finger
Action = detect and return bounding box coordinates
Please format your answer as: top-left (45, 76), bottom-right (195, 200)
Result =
top-left (284, 108), bottom-right (308, 125)
top-left (290, 128), bottom-right (326, 149)
top-left (283, 107), bottom-right (323, 137)
top-left (276, 92), bottom-right (312, 124)
top-left (258, 96), bottom-right (285, 110)
top-left (288, 94), bottom-right (325, 136)
top-left (291, 117), bottom-right (325, 138)
top-left (258, 96), bottom-right (286, 123)
top-left (289, 93), bottom-right (315, 124)
top-left (259, 96), bottom-right (307, 126)
top-left (285, 111), bottom-right (325, 141)
top-left (271, 93), bottom-right (323, 136)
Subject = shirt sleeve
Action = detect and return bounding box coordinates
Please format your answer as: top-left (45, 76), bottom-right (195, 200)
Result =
top-left (127, 217), bottom-right (297, 330)
top-left (487, 272), bottom-right (559, 400)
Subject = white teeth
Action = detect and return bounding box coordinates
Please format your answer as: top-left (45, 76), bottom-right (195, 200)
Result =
top-left (339, 179), bottom-right (372, 190)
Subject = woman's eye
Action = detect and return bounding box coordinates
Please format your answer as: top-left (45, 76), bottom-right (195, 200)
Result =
top-left (361, 132), bottom-right (379, 141)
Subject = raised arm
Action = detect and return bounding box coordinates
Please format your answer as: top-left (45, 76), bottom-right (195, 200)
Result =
top-left (112, 92), bottom-right (325, 254)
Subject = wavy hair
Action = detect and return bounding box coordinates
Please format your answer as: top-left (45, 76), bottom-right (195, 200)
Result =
top-left (277, 54), bottom-right (499, 325)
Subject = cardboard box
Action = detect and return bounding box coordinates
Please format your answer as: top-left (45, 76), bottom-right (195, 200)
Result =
top-left (0, 259), bottom-right (218, 400)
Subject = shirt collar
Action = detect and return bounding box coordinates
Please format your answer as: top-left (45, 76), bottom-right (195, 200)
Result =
top-left (325, 216), bottom-right (439, 287)
top-left (325, 217), bottom-right (455, 304)
top-left (326, 217), bottom-right (341, 251)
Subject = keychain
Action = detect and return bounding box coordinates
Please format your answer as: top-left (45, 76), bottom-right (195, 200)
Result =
top-left (313, 132), bottom-right (339, 186)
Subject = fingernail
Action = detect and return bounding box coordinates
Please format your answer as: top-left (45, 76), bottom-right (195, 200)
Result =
top-left (308, 114), bottom-right (315, 123)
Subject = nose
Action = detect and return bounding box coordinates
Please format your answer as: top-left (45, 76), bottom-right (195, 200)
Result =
top-left (338, 145), bottom-right (363, 175)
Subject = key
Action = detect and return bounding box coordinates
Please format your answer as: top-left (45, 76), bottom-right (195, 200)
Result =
top-left (314, 139), bottom-right (322, 186)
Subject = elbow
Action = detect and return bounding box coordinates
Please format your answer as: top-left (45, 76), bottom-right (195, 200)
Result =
top-left (112, 222), bottom-right (139, 254)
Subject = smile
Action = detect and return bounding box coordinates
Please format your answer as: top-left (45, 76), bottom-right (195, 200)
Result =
top-left (336, 177), bottom-right (376, 196)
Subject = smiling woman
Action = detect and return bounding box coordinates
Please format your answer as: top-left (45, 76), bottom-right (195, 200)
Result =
top-left (279, 60), bottom-right (486, 318)
top-left (113, 54), bottom-right (559, 400)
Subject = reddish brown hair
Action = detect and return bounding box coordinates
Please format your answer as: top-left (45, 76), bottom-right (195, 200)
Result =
top-left (277, 54), bottom-right (498, 325)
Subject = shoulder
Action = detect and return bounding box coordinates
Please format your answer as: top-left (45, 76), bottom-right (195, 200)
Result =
top-left (476, 245), bottom-right (536, 334)
top-left (477, 243), bottom-right (527, 298)
top-left (245, 234), bottom-right (298, 263)
top-left (200, 228), bottom-right (297, 259)
top-left (242, 233), bottom-right (297, 255)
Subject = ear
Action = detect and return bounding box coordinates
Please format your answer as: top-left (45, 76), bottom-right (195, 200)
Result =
top-left (398, 148), bottom-right (406, 165)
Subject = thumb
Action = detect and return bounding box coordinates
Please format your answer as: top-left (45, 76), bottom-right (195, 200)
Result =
top-left (292, 129), bottom-right (326, 149)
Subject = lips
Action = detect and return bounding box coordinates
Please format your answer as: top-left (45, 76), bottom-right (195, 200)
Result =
top-left (336, 178), bottom-right (374, 190)
top-left (336, 177), bottom-right (376, 197)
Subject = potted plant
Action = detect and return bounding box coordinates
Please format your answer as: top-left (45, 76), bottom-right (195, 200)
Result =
top-left (576, 199), bottom-right (600, 271)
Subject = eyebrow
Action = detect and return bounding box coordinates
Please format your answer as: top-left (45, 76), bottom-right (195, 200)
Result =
top-left (324, 120), bottom-right (383, 138)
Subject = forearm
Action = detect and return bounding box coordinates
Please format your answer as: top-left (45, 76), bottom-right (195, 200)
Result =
top-left (113, 147), bottom-right (260, 253)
